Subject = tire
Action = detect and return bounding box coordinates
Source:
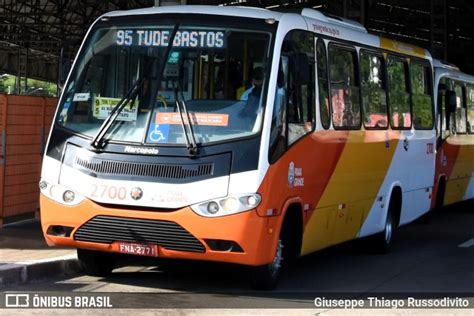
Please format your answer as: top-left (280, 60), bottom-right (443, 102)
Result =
top-left (250, 239), bottom-right (284, 290)
top-left (371, 200), bottom-right (396, 254)
top-left (77, 249), bottom-right (116, 277)
top-left (250, 212), bottom-right (301, 290)
top-left (435, 180), bottom-right (446, 211)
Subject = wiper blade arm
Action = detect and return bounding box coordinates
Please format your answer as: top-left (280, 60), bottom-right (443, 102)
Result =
top-left (173, 81), bottom-right (199, 157)
top-left (90, 78), bottom-right (144, 149)
top-left (180, 98), bottom-right (199, 156)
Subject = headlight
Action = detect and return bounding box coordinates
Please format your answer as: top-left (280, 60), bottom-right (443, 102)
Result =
top-left (191, 193), bottom-right (261, 217)
top-left (40, 179), bottom-right (85, 206)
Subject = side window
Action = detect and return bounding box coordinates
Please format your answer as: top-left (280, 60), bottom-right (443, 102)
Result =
top-left (268, 30), bottom-right (315, 162)
top-left (467, 85), bottom-right (474, 133)
top-left (328, 45), bottom-right (361, 129)
top-left (285, 31), bottom-right (316, 146)
top-left (360, 51), bottom-right (388, 129)
top-left (411, 63), bottom-right (433, 129)
top-left (316, 40), bottom-right (330, 129)
top-left (387, 57), bottom-right (411, 129)
top-left (455, 83), bottom-right (467, 133)
top-left (269, 57), bottom-right (287, 163)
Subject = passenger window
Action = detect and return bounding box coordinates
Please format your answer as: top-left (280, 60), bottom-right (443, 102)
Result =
top-left (467, 85), bottom-right (474, 133)
top-left (328, 45), bottom-right (361, 129)
top-left (411, 63), bottom-right (433, 129)
top-left (317, 40), bottom-right (330, 129)
top-left (360, 51), bottom-right (388, 129)
top-left (455, 83), bottom-right (466, 133)
top-left (387, 57), bottom-right (411, 129)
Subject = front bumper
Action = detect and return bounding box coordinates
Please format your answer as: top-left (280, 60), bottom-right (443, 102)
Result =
top-left (40, 195), bottom-right (279, 266)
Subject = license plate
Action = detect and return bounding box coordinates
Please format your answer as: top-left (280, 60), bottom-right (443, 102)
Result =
top-left (117, 242), bottom-right (158, 257)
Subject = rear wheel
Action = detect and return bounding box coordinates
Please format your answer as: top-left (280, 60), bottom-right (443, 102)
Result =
top-left (371, 200), bottom-right (396, 254)
top-left (77, 249), bottom-right (116, 277)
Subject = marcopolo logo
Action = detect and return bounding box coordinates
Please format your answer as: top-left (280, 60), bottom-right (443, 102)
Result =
top-left (130, 187), bottom-right (143, 200)
top-left (124, 146), bottom-right (159, 155)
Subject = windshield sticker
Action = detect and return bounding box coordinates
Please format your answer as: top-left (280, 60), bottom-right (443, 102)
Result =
top-left (116, 29), bottom-right (225, 49)
top-left (146, 122), bottom-right (170, 144)
top-left (58, 101), bottom-right (71, 123)
top-left (155, 112), bottom-right (229, 127)
top-left (73, 92), bottom-right (90, 102)
top-left (92, 96), bottom-right (138, 121)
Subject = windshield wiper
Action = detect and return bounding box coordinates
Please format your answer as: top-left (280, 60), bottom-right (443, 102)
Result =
top-left (91, 24), bottom-right (180, 150)
top-left (90, 78), bottom-right (144, 149)
top-left (173, 80), bottom-right (199, 157)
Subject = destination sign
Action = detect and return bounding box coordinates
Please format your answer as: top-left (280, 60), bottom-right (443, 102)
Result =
top-left (116, 29), bottom-right (225, 48)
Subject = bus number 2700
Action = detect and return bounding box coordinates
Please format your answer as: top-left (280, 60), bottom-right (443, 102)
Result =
top-left (91, 184), bottom-right (127, 200)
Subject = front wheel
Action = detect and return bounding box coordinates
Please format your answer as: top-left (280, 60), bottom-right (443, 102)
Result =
top-left (250, 239), bottom-right (284, 290)
top-left (77, 249), bottom-right (116, 277)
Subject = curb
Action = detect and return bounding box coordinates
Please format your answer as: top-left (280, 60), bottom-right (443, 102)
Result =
top-left (0, 254), bottom-right (83, 287)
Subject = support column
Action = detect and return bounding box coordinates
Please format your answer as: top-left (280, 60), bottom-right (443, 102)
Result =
top-left (16, 47), bottom-right (28, 94)
top-left (430, 0), bottom-right (448, 61)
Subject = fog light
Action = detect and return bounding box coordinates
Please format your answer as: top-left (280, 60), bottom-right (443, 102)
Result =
top-left (63, 190), bottom-right (75, 203)
top-left (39, 181), bottom-right (48, 191)
top-left (247, 195), bottom-right (258, 206)
top-left (207, 201), bottom-right (219, 214)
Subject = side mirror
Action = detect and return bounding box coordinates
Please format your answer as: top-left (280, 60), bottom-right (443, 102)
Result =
top-left (445, 90), bottom-right (457, 113)
top-left (291, 52), bottom-right (309, 85)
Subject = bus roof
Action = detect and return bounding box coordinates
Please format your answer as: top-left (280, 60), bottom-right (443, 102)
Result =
top-left (433, 59), bottom-right (474, 84)
top-left (103, 5), bottom-right (284, 21)
top-left (102, 5), bottom-right (430, 59)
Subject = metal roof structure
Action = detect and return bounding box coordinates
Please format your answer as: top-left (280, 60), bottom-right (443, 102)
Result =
top-left (0, 0), bottom-right (473, 90)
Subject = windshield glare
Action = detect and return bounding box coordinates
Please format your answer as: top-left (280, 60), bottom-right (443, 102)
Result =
top-left (57, 22), bottom-right (272, 145)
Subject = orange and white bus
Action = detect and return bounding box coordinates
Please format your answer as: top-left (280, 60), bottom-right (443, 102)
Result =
top-left (432, 60), bottom-right (474, 209)
top-left (40, 6), bottom-right (438, 289)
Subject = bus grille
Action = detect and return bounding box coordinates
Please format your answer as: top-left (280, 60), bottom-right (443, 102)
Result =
top-left (74, 216), bottom-right (205, 253)
top-left (74, 156), bottom-right (213, 180)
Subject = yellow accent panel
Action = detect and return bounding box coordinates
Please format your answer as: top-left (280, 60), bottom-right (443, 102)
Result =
top-left (301, 131), bottom-right (399, 255)
top-left (301, 206), bottom-right (335, 254)
top-left (380, 37), bottom-right (427, 59)
top-left (444, 144), bottom-right (474, 204)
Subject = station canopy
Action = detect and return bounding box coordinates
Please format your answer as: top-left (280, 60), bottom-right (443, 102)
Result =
top-left (1, 0), bottom-right (473, 84)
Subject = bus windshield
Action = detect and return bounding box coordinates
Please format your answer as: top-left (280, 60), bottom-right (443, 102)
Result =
top-left (57, 21), bottom-right (272, 145)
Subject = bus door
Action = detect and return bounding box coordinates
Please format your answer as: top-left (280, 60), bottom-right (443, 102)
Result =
top-left (436, 77), bottom-right (461, 205)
